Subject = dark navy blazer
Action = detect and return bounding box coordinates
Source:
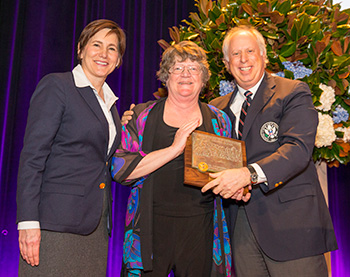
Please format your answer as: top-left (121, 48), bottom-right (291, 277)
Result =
top-left (17, 72), bottom-right (121, 235)
top-left (210, 73), bottom-right (337, 261)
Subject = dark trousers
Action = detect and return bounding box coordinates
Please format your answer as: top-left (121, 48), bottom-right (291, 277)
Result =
top-left (232, 207), bottom-right (328, 277)
top-left (142, 212), bottom-right (213, 277)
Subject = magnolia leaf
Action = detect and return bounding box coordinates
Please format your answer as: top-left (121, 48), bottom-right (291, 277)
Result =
top-left (219, 0), bottom-right (229, 8)
top-left (342, 78), bottom-right (349, 90)
top-left (210, 37), bottom-right (222, 51)
top-left (315, 41), bottom-right (326, 55)
top-left (199, 0), bottom-right (209, 17)
top-left (331, 40), bottom-right (343, 56)
top-left (277, 0), bottom-right (292, 15)
top-left (337, 24), bottom-right (350, 30)
top-left (284, 70), bottom-right (294, 79)
top-left (345, 37), bottom-right (350, 53)
top-left (294, 52), bottom-right (308, 61)
top-left (269, 11), bottom-right (285, 24)
top-left (183, 33), bottom-right (200, 40)
top-left (280, 42), bottom-right (296, 57)
top-left (290, 22), bottom-right (298, 41)
top-left (157, 39), bottom-right (171, 50)
top-left (215, 13), bottom-right (225, 25)
top-left (189, 12), bottom-right (201, 23)
top-left (338, 141), bottom-right (350, 157)
top-left (328, 79), bottom-right (337, 88)
top-left (339, 71), bottom-right (350, 79)
top-left (331, 22), bottom-right (338, 32)
top-left (344, 99), bottom-right (350, 106)
top-left (334, 56), bottom-right (350, 68)
top-left (304, 4), bottom-right (320, 16)
top-left (257, 2), bottom-right (268, 14)
top-left (169, 27), bottom-right (180, 43)
top-left (335, 10), bottom-right (350, 24)
top-left (327, 160), bottom-right (340, 168)
top-left (287, 13), bottom-right (296, 29)
top-left (335, 86), bottom-right (342, 95)
top-left (241, 3), bottom-right (253, 16)
top-left (297, 35), bottom-right (308, 45)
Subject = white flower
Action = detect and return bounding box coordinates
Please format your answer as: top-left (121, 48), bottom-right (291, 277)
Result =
top-left (315, 113), bottom-right (336, 147)
top-left (335, 126), bottom-right (350, 143)
top-left (316, 83), bottom-right (335, 111)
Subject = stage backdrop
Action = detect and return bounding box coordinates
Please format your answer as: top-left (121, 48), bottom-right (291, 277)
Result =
top-left (0, 0), bottom-right (349, 276)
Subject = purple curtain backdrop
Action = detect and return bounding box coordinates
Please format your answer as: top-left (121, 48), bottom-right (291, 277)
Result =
top-left (0, 0), bottom-right (349, 276)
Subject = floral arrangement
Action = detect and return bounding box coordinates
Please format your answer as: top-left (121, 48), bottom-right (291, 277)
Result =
top-left (157, 0), bottom-right (350, 166)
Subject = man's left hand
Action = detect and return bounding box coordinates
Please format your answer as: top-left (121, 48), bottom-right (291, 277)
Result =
top-left (201, 167), bottom-right (252, 201)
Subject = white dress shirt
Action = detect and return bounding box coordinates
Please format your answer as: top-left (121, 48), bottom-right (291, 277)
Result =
top-left (229, 75), bottom-right (267, 185)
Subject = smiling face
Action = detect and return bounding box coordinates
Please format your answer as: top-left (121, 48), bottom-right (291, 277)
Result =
top-left (225, 30), bottom-right (266, 90)
top-left (79, 28), bottom-right (119, 86)
top-left (166, 58), bottom-right (204, 101)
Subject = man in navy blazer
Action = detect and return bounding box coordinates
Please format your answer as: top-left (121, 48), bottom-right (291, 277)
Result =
top-left (202, 25), bottom-right (337, 276)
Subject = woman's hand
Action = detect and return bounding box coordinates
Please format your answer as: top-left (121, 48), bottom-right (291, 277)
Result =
top-left (170, 118), bottom-right (200, 155)
top-left (121, 104), bottom-right (135, 125)
top-left (19, 228), bottom-right (41, 266)
top-left (126, 118), bottom-right (200, 180)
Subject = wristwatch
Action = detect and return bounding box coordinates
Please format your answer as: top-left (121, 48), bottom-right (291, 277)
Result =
top-left (247, 165), bottom-right (258, 185)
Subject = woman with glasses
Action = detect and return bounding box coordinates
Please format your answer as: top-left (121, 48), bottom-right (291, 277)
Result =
top-left (112, 41), bottom-right (233, 276)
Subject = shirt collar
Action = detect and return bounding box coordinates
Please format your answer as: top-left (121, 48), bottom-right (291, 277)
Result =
top-left (72, 64), bottom-right (118, 110)
top-left (237, 72), bottom-right (265, 99)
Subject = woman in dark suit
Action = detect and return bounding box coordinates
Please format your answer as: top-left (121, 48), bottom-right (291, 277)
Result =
top-left (16, 19), bottom-right (125, 276)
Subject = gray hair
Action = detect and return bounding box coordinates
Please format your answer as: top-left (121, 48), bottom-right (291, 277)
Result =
top-left (222, 25), bottom-right (267, 64)
top-left (157, 41), bottom-right (211, 85)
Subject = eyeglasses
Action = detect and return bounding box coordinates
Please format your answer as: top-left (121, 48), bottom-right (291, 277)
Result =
top-left (169, 65), bottom-right (201, 75)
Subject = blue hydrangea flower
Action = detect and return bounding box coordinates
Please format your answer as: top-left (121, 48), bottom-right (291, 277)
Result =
top-left (333, 105), bottom-right (349, 124)
top-left (219, 80), bottom-right (234, 96)
top-left (274, 71), bottom-right (285, 78)
top-left (275, 61), bottom-right (312, 80)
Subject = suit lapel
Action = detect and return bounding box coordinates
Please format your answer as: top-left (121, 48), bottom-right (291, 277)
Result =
top-left (108, 105), bottom-right (121, 158)
top-left (223, 89), bottom-right (239, 139)
top-left (242, 73), bottom-right (275, 140)
top-left (77, 86), bottom-right (109, 142)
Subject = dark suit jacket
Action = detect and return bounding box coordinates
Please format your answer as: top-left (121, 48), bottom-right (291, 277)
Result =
top-left (16, 72), bottom-right (121, 235)
top-left (210, 73), bottom-right (337, 261)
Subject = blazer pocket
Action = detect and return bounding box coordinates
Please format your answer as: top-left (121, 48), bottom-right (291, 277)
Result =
top-left (40, 182), bottom-right (85, 227)
top-left (41, 182), bottom-right (85, 196)
top-left (278, 183), bottom-right (316, 203)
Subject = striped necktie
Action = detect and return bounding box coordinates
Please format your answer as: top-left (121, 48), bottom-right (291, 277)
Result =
top-left (238, 90), bottom-right (253, 139)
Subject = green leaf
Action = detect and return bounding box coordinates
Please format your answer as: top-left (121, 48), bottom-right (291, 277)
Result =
top-left (210, 37), bottom-right (222, 51)
top-left (280, 42), bottom-right (297, 57)
top-left (182, 32), bottom-right (199, 40)
top-left (277, 0), bottom-right (292, 15)
top-left (334, 56), bottom-right (350, 67)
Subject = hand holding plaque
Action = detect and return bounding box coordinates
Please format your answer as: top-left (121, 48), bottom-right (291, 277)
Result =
top-left (184, 130), bottom-right (248, 195)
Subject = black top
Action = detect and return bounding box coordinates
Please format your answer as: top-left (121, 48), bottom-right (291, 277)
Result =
top-left (151, 103), bottom-right (214, 216)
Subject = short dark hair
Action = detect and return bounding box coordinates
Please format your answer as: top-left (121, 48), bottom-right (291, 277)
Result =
top-left (77, 19), bottom-right (126, 67)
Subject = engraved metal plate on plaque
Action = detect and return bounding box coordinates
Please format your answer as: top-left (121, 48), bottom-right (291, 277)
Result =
top-left (184, 130), bottom-right (246, 187)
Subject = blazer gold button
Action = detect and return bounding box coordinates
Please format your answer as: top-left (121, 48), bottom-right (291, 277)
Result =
top-left (275, 183), bottom-right (279, 187)
top-left (99, 183), bottom-right (106, 189)
top-left (106, 161), bottom-right (108, 166)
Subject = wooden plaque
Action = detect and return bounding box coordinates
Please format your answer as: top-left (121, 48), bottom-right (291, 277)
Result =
top-left (184, 130), bottom-right (247, 187)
